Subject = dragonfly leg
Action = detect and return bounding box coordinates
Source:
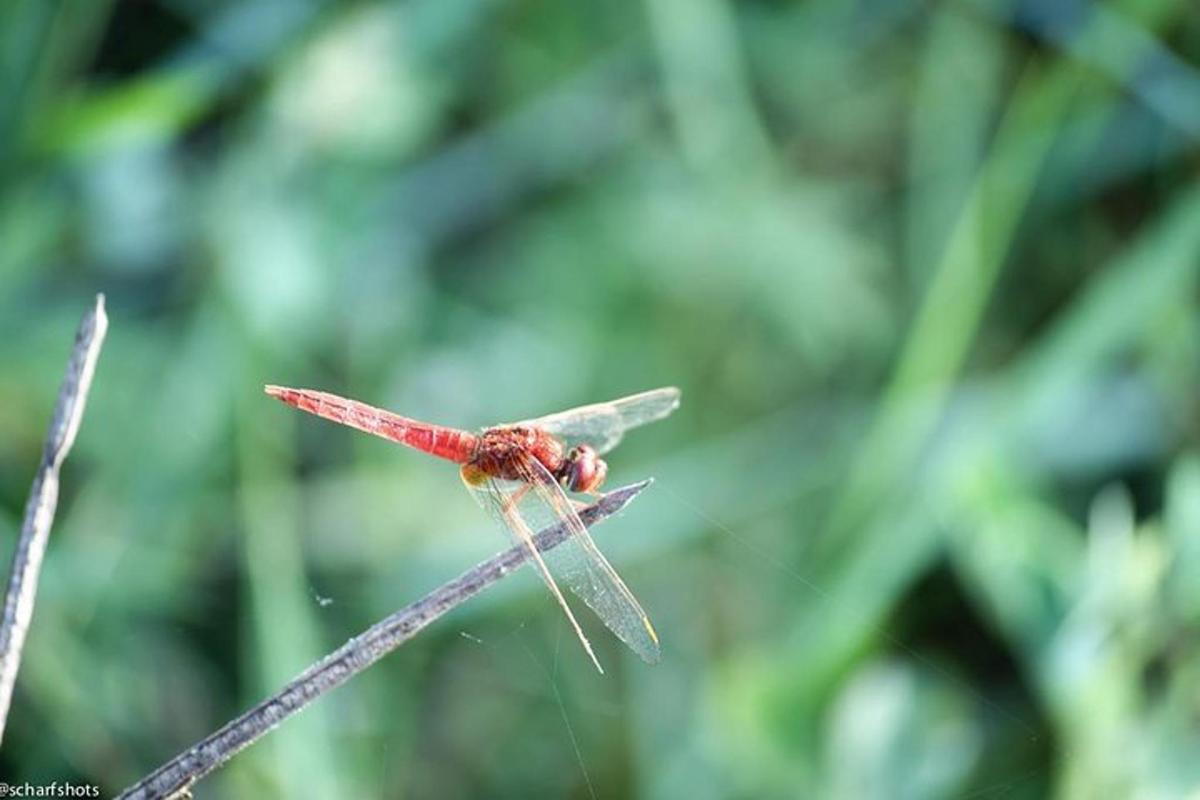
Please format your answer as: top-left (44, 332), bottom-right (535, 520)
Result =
top-left (501, 484), bottom-right (531, 514)
top-left (461, 465), bottom-right (532, 514)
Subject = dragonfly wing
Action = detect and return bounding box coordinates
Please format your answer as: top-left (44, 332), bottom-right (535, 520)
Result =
top-left (461, 470), bottom-right (604, 673)
top-left (515, 387), bottom-right (681, 455)
top-left (508, 456), bottom-right (661, 664)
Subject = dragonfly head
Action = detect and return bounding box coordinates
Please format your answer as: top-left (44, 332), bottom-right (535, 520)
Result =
top-left (559, 444), bottom-right (607, 493)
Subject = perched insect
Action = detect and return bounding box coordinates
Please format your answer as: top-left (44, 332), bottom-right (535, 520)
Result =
top-left (265, 385), bottom-right (681, 672)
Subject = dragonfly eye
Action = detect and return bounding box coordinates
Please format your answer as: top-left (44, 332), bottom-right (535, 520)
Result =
top-left (562, 444), bottom-right (606, 493)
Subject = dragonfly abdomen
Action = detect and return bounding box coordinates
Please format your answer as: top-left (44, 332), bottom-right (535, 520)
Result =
top-left (265, 386), bottom-right (477, 463)
top-left (403, 425), bottom-right (477, 463)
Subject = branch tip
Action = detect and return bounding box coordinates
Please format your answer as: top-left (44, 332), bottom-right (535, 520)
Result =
top-left (0, 295), bottom-right (108, 744)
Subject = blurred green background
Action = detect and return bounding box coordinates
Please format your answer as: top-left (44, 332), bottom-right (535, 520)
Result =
top-left (3, 0), bottom-right (1200, 797)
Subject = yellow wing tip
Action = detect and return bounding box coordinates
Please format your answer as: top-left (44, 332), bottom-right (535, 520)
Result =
top-left (645, 618), bottom-right (660, 646)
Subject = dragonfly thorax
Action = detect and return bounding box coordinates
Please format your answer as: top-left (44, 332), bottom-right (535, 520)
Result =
top-left (470, 427), bottom-right (606, 493)
top-left (472, 426), bottom-right (566, 482)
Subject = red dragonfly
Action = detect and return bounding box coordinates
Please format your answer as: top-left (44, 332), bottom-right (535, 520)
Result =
top-left (265, 384), bottom-right (681, 672)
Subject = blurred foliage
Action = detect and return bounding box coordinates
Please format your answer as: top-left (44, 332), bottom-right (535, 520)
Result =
top-left (2, 0), bottom-right (1200, 797)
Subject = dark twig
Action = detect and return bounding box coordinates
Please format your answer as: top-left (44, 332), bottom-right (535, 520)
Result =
top-left (0, 294), bottom-right (108, 744)
top-left (118, 479), bottom-right (653, 800)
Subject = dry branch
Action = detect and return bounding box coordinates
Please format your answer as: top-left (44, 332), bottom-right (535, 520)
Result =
top-left (0, 294), bottom-right (108, 744)
top-left (118, 478), bottom-right (652, 800)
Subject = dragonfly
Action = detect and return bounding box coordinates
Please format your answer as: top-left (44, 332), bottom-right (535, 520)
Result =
top-left (265, 384), bottom-right (681, 672)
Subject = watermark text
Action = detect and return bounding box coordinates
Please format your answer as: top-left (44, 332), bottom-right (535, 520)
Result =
top-left (0, 783), bottom-right (100, 798)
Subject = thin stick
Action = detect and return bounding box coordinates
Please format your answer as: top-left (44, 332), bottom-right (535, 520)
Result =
top-left (0, 294), bottom-right (108, 745)
top-left (118, 479), bottom-right (653, 800)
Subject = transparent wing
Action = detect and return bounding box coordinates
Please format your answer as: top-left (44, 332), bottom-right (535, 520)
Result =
top-left (462, 469), bottom-right (605, 672)
top-left (514, 387), bottom-right (681, 455)
top-left (507, 456), bottom-right (661, 664)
